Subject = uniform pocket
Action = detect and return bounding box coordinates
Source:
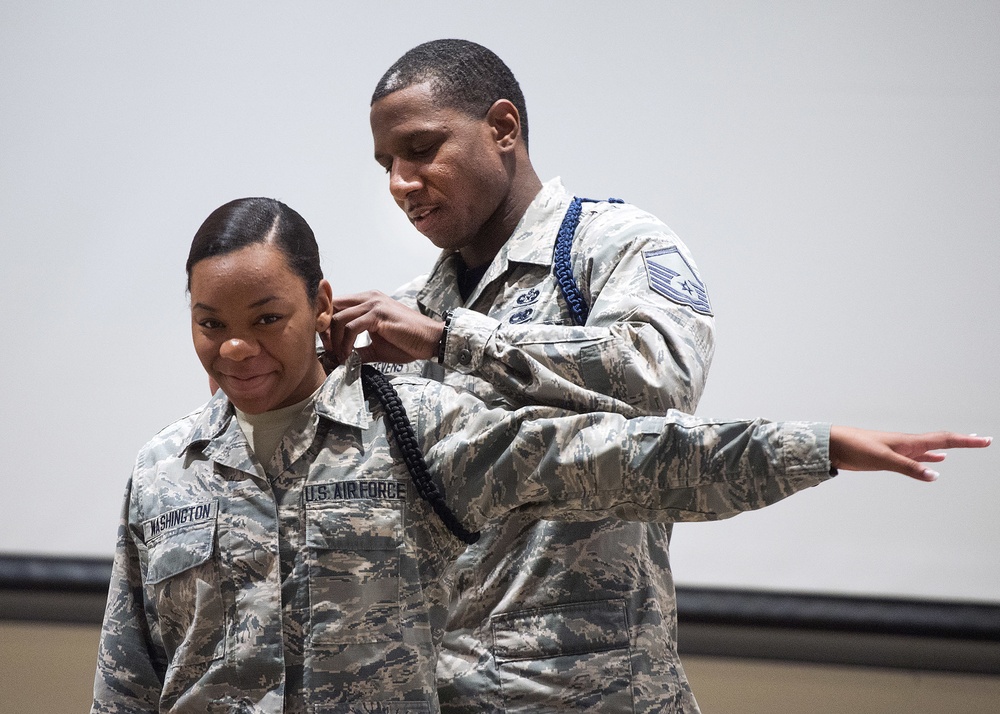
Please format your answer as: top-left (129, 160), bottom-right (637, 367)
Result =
top-left (306, 501), bottom-right (403, 646)
top-left (491, 599), bottom-right (634, 713)
top-left (144, 502), bottom-right (225, 666)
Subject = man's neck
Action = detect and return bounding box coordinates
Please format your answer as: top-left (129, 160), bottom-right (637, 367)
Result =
top-left (459, 164), bottom-right (542, 269)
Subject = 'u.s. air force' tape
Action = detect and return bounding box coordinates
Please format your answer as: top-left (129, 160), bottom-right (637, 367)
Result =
top-left (305, 480), bottom-right (407, 503)
top-left (642, 247), bottom-right (713, 316)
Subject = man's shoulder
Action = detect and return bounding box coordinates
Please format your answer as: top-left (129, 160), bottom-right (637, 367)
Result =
top-left (556, 199), bottom-right (687, 277)
top-left (578, 199), bottom-right (675, 244)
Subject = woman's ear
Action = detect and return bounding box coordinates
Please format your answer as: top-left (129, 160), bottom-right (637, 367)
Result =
top-left (315, 279), bottom-right (334, 333)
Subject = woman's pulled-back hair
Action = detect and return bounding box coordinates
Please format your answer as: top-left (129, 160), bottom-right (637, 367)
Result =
top-left (185, 197), bottom-right (323, 301)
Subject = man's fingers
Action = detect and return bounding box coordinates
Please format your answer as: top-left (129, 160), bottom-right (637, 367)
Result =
top-left (330, 290), bottom-right (388, 310)
top-left (329, 293), bottom-right (443, 363)
top-left (353, 345), bottom-right (377, 363)
top-left (354, 343), bottom-right (413, 364)
top-left (330, 309), bottom-right (379, 361)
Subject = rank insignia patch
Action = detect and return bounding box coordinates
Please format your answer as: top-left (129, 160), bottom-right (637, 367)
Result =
top-left (642, 247), bottom-right (713, 315)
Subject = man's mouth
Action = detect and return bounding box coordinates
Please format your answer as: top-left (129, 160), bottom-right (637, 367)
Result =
top-left (408, 205), bottom-right (436, 223)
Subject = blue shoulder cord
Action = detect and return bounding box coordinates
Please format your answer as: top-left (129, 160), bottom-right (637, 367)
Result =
top-left (553, 196), bottom-right (624, 325)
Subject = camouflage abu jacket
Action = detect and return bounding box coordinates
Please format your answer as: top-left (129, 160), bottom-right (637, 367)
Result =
top-left (92, 357), bottom-right (832, 714)
top-left (388, 179), bottom-right (719, 712)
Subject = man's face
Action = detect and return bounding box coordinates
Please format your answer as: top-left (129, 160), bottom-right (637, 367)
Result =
top-left (370, 82), bottom-right (511, 256)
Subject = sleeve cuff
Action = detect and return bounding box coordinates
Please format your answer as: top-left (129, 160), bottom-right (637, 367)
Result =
top-left (439, 308), bottom-right (500, 374)
top-left (780, 421), bottom-right (835, 476)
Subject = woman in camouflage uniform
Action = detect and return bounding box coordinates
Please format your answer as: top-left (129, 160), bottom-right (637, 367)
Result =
top-left (91, 197), bottom-right (988, 714)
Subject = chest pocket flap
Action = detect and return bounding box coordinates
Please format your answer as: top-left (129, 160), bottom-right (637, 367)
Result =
top-left (145, 501), bottom-right (219, 585)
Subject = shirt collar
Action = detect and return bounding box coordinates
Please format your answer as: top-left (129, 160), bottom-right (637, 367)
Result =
top-left (416, 177), bottom-right (571, 314)
top-left (313, 353), bottom-right (372, 430)
top-left (181, 354), bottom-right (372, 458)
top-left (504, 177), bottom-right (573, 266)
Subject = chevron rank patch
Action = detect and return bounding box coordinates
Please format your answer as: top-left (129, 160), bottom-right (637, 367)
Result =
top-left (642, 247), bottom-right (713, 315)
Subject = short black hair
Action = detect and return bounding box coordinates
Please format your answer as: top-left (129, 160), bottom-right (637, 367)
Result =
top-left (186, 197), bottom-right (323, 301)
top-left (372, 39), bottom-right (529, 148)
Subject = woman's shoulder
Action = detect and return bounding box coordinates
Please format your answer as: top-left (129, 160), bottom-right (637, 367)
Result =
top-left (132, 402), bottom-right (215, 474)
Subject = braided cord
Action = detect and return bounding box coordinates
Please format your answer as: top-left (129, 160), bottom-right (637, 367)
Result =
top-left (552, 196), bottom-right (624, 325)
top-left (360, 365), bottom-right (480, 545)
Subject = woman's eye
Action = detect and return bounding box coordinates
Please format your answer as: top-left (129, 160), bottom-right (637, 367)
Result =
top-left (198, 319), bottom-right (223, 330)
top-left (258, 314), bottom-right (283, 326)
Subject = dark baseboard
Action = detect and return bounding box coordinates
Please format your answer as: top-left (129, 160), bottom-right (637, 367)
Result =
top-left (4, 553), bottom-right (998, 674)
top-left (676, 587), bottom-right (1000, 675)
top-left (0, 553), bottom-right (112, 625)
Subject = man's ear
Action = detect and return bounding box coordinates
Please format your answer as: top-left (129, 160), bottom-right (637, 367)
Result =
top-left (315, 279), bottom-right (334, 333)
top-left (486, 99), bottom-right (522, 151)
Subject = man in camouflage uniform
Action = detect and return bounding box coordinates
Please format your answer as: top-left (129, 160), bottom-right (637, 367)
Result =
top-left (93, 353), bottom-right (843, 713)
top-left (327, 40), bottom-right (715, 712)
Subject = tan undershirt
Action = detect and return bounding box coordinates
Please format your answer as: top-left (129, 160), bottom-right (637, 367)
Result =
top-left (235, 386), bottom-right (322, 475)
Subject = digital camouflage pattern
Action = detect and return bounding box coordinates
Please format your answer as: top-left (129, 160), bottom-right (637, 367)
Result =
top-left (93, 355), bottom-right (833, 713)
top-left (386, 179), bottom-right (721, 712)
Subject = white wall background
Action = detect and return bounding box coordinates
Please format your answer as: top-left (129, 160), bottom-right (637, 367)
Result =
top-left (1, 1), bottom-right (997, 603)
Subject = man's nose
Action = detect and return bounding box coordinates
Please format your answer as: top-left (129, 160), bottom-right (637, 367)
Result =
top-left (388, 159), bottom-right (422, 202)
